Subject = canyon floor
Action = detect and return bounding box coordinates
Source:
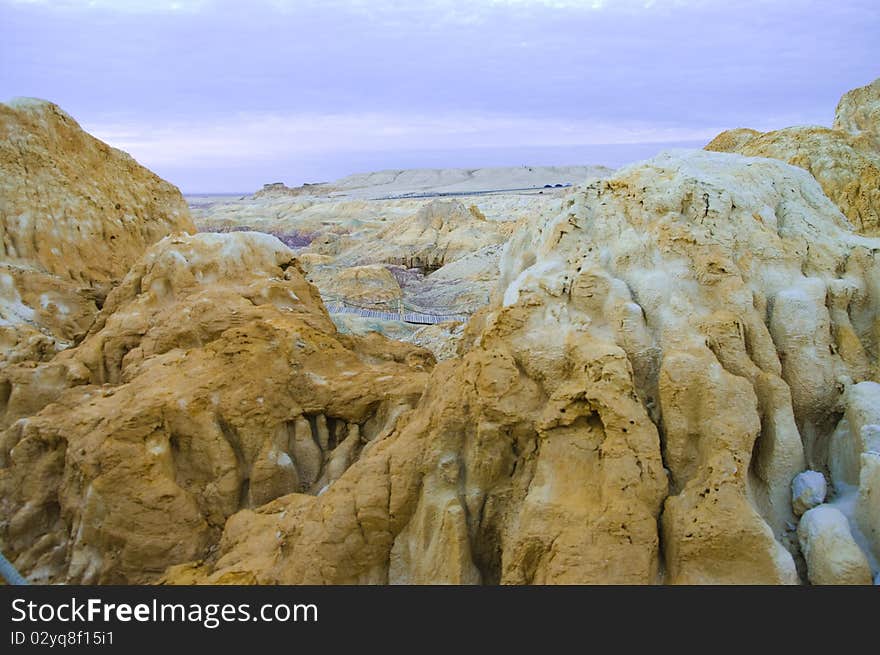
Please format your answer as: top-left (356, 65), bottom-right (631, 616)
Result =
top-left (1, 79), bottom-right (879, 585)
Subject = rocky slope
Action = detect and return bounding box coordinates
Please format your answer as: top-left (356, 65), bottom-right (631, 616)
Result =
top-left (0, 98), bottom-right (195, 364)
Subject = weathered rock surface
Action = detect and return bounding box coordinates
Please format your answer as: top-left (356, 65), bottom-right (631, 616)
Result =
top-left (791, 470), bottom-right (826, 517)
top-left (162, 147), bottom-right (879, 586)
top-left (306, 263), bottom-right (403, 310)
top-left (0, 98), bottom-right (195, 364)
top-left (0, 232), bottom-right (433, 583)
top-left (827, 381), bottom-right (880, 565)
top-left (331, 199), bottom-right (510, 272)
top-left (4, 84), bottom-right (880, 586)
top-left (705, 77), bottom-right (880, 237)
top-left (834, 78), bottom-right (880, 135)
top-left (706, 126), bottom-right (880, 236)
top-left (798, 505), bottom-right (872, 585)
top-left (167, 303), bottom-right (669, 584)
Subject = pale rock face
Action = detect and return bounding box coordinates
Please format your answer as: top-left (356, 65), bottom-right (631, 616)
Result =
top-left (707, 126), bottom-right (880, 236)
top-left (857, 452), bottom-right (880, 564)
top-left (0, 232), bottom-right (434, 583)
top-left (791, 470), bottom-right (827, 517)
top-left (827, 381), bottom-right (880, 565)
top-left (798, 505), bottom-right (873, 585)
top-left (495, 148), bottom-right (879, 583)
top-left (829, 382), bottom-right (880, 486)
top-left (0, 265), bottom-right (98, 364)
top-left (403, 321), bottom-right (466, 361)
top-left (335, 199), bottom-right (510, 271)
top-left (306, 263), bottom-right (403, 310)
top-left (0, 99), bottom-right (195, 363)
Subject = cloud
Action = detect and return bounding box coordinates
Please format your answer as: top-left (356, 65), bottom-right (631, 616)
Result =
top-left (0, 0), bottom-right (713, 16)
top-left (3, 0), bottom-right (878, 189)
top-left (84, 110), bottom-right (724, 168)
top-left (3, 0), bottom-right (209, 12)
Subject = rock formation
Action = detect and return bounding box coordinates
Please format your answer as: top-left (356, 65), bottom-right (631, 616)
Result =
top-left (834, 78), bottom-right (880, 135)
top-left (305, 263), bottom-right (404, 311)
top-left (0, 232), bottom-right (433, 583)
top-left (3, 82), bottom-right (880, 586)
top-left (0, 98), bottom-right (195, 364)
top-left (333, 199), bottom-right (511, 271)
top-left (705, 77), bottom-right (880, 236)
top-left (163, 148), bottom-right (878, 585)
top-left (798, 505), bottom-right (872, 584)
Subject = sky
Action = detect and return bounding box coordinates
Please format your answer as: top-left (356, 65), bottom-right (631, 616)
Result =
top-left (1, 0), bottom-right (878, 192)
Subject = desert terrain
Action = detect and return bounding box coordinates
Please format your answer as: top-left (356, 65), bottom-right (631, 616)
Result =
top-left (1, 79), bottom-right (879, 585)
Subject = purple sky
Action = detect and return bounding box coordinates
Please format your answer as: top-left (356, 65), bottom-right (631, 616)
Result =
top-left (1, 0), bottom-right (878, 192)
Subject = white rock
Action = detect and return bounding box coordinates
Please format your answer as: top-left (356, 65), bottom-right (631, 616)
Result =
top-left (791, 470), bottom-right (827, 516)
top-left (826, 382), bottom-right (880, 565)
top-left (798, 505), bottom-right (872, 585)
top-left (829, 382), bottom-right (880, 485)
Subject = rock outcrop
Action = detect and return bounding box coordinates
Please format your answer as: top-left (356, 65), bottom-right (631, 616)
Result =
top-left (827, 381), bottom-right (880, 567)
top-left (333, 199), bottom-right (511, 272)
top-left (163, 148), bottom-right (879, 585)
top-left (705, 77), bottom-right (880, 236)
top-left (305, 264), bottom-right (403, 311)
top-left (0, 98), bottom-right (195, 364)
top-left (834, 78), bottom-right (880, 135)
top-left (0, 232), bottom-right (433, 583)
top-left (706, 127), bottom-right (880, 236)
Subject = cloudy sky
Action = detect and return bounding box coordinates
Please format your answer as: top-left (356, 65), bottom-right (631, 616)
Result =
top-left (1, 0), bottom-right (877, 192)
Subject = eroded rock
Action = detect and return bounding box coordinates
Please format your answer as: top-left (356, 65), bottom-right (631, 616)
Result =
top-left (792, 471), bottom-right (827, 517)
top-left (798, 505), bottom-right (872, 585)
top-left (0, 98), bottom-right (195, 364)
top-left (0, 232), bottom-right (432, 583)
